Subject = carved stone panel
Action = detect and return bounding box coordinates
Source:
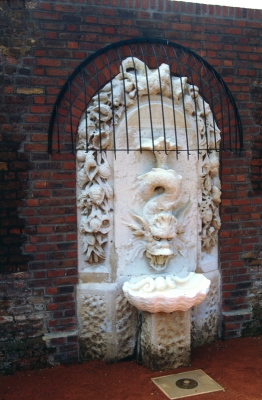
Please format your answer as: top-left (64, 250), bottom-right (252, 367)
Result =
top-left (76, 57), bottom-right (221, 278)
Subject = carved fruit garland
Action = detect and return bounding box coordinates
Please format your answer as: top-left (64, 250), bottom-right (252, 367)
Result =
top-left (77, 150), bottom-right (113, 265)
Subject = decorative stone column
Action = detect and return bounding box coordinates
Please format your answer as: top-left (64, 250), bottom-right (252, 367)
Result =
top-left (141, 310), bottom-right (190, 371)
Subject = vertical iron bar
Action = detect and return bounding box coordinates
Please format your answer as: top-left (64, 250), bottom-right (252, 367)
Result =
top-left (196, 61), bottom-right (209, 153)
top-left (129, 45), bottom-right (142, 153)
top-left (196, 55), bottom-right (217, 151)
top-left (171, 46), bottom-right (190, 158)
top-left (151, 43), bottom-right (167, 154)
top-left (161, 43), bottom-right (179, 158)
top-left (180, 49), bottom-right (201, 158)
top-left (104, 52), bottom-right (116, 157)
top-left (92, 60), bottom-right (102, 153)
top-left (114, 46), bottom-right (129, 153)
top-left (138, 42), bottom-right (155, 153)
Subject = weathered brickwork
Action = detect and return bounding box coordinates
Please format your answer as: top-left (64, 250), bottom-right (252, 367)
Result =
top-left (0, 0), bottom-right (262, 372)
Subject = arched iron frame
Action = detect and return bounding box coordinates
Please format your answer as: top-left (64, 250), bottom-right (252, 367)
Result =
top-left (48, 38), bottom-right (243, 155)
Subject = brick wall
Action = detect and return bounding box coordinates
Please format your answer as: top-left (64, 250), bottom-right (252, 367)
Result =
top-left (0, 0), bottom-right (262, 373)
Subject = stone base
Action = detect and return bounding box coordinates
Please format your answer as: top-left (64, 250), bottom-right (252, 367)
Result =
top-left (141, 310), bottom-right (191, 371)
top-left (77, 283), bottom-right (137, 363)
top-left (191, 270), bottom-right (221, 347)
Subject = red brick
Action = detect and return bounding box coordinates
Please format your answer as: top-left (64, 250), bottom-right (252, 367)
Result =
top-left (53, 277), bottom-right (77, 286)
top-left (46, 287), bottom-right (58, 295)
top-left (26, 199), bottom-right (38, 207)
top-left (47, 304), bottom-right (58, 311)
top-left (48, 270), bottom-right (65, 278)
top-left (36, 226), bottom-right (52, 234)
top-left (65, 216), bottom-right (77, 223)
top-left (24, 244), bottom-right (37, 253)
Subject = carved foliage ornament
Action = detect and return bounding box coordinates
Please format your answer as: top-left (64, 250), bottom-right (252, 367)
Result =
top-left (77, 57), bottom-right (221, 265)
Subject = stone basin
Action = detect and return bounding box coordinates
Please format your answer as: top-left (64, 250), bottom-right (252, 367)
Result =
top-left (123, 272), bottom-right (210, 313)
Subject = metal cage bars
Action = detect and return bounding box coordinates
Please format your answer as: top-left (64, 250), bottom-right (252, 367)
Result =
top-left (48, 38), bottom-right (243, 155)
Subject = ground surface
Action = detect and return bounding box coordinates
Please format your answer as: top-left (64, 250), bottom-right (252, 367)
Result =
top-left (0, 336), bottom-right (261, 400)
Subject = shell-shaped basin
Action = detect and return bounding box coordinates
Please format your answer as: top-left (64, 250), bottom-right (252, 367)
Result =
top-left (122, 272), bottom-right (210, 313)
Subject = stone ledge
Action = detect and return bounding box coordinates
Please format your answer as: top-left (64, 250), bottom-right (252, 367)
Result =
top-left (222, 308), bottom-right (252, 317)
top-left (43, 330), bottom-right (78, 343)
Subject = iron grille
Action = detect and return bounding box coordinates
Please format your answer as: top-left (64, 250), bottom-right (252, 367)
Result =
top-left (48, 38), bottom-right (243, 156)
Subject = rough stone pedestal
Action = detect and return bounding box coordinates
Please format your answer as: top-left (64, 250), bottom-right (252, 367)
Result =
top-left (141, 310), bottom-right (191, 371)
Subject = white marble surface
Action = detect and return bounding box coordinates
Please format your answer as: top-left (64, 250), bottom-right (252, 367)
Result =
top-left (123, 272), bottom-right (210, 313)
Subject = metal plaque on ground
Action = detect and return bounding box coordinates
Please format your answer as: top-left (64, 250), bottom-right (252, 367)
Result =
top-left (152, 369), bottom-right (224, 399)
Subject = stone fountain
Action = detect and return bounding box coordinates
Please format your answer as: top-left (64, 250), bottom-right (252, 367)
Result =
top-left (76, 57), bottom-right (221, 370)
top-left (121, 135), bottom-right (211, 370)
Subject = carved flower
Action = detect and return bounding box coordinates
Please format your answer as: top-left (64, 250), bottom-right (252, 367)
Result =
top-left (76, 150), bottom-right (86, 163)
top-left (80, 209), bottom-right (111, 234)
top-left (89, 184), bottom-right (105, 205)
top-left (91, 129), bottom-right (110, 150)
top-left (84, 152), bottom-right (98, 181)
top-left (81, 233), bottom-right (106, 263)
top-left (97, 151), bottom-right (111, 179)
top-left (77, 152), bottom-right (98, 188)
top-left (89, 104), bottom-right (112, 122)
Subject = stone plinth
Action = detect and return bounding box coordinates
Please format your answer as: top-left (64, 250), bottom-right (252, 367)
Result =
top-left (141, 310), bottom-right (190, 371)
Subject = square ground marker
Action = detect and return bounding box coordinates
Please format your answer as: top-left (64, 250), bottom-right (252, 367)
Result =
top-left (152, 369), bottom-right (224, 399)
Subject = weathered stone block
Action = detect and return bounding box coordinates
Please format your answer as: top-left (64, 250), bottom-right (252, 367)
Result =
top-left (191, 270), bottom-right (221, 347)
top-left (78, 291), bottom-right (107, 361)
top-left (115, 293), bottom-right (137, 360)
top-left (141, 310), bottom-right (191, 371)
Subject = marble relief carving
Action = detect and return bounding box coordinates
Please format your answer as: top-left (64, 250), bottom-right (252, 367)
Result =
top-left (123, 272), bottom-right (210, 313)
top-left (200, 152), bottom-right (221, 251)
top-left (77, 150), bottom-right (113, 266)
top-left (124, 137), bottom-right (191, 272)
top-left (76, 57), bottom-right (221, 266)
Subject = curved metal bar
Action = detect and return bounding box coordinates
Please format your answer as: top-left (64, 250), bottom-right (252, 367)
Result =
top-left (80, 69), bottom-right (89, 152)
top-left (217, 74), bottom-right (232, 151)
top-left (208, 66), bottom-right (225, 152)
top-left (67, 80), bottom-right (74, 154)
top-left (188, 48), bottom-right (217, 150)
top-left (193, 52), bottom-right (217, 152)
top-left (56, 105), bottom-right (60, 154)
top-left (223, 82), bottom-right (243, 152)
